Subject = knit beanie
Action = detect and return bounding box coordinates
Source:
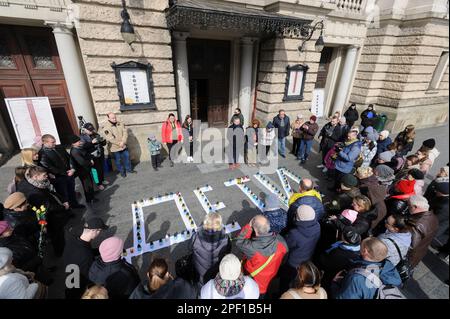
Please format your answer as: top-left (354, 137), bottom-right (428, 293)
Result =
top-left (408, 168), bottom-right (425, 180)
top-left (341, 209), bottom-right (358, 224)
top-left (99, 237), bottom-right (124, 263)
top-left (341, 174), bottom-right (358, 188)
top-left (395, 180), bottom-right (416, 195)
top-left (296, 205), bottom-right (315, 221)
top-left (0, 221), bottom-right (10, 236)
top-left (219, 254), bottom-right (242, 281)
top-left (378, 151), bottom-right (394, 162)
top-left (422, 139), bottom-right (436, 149)
top-left (375, 164), bottom-right (394, 178)
top-left (0, 247), bottom-right (13, 269)
top-left (264, 194), bottom-right (280, 211)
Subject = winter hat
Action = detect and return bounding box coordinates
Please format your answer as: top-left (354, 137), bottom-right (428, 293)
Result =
top-left (375, 164), bottom-right (394, 178)
top-left (395, 180), bottom-right (416, 195)
top-left (0, 221), bottom-right (11, 236)
top-left (341, 209), bottom-right (359, 224)
top-left (68, 135), bottom-right (81, 145)
top-left (379, 130), bottom-right (389, 139)
top-left (364, 127), bottom-right (379, 142)
top-left (99, 237), bottom-right (124, 263)
top-left (341, 174), bottom-right (358, 188)
top-left (0, 247), bottom-right (13, 269)
top-left (297, 114), bottom-right (303, 120)
top-left (378, 151), bottom-right (394, 162)
top-left (296, 205), bottom-right (315, 221)
top-left (265, 194), bottom-right (280, 211)
top-left (148, 135), bottom-right (156, 140)
top-left (408, 168), bottom-right (425, 180)
top-left (422, 139), bottom-right (436, 149)
top-left (435, 182), bottom-right (449, 195)
top-left (219, 254), bottom-right (242, 281)
top-left (310, 115), bottom-right (317, 122)
top-left (4, 192), bottom-right (27, 209)
top-left (343, 230), bottom-right (361, 245)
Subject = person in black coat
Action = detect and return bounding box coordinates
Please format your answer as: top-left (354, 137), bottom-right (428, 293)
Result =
top-left (89, 237), bottom-right (140, 299)
top-left (227, 117), bottom-right (245, 169)
top-left (343, 103), bottom-right (359, 128)
top-left (279, 205), bottom-right (321, 294)
top-left (69, 135), bottom-right (96, 204)
top-left (318, 116), bottom-right (342, 166)
top-left (272, 110), bottom-right (291, 158)
top-left (2, 192), bottom-right (39, 244)
top-left (63, 218), bottom-right (108, 299)
top-left (80, 122), bottom-right (107, 189)
top-left (427, 182), bottom-right (449, 249)
top-left (38, 134), bottom-right (83, 209)
top-left (17, 166), bottom-right (69, 257)
top-left (190, 213), bottom-right (231, 286)
top-left (360, 104), bottom-right (377, 129)
top-left (316, 230), bottom-right (361, 290)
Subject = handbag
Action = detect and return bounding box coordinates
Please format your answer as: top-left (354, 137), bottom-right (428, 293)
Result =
top-left (386, 238), bottom-right (413, 283)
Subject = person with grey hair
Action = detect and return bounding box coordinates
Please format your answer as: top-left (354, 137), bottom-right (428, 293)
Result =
top-left (338, 116), bottom-right (350, 142)
top-left (407, 195), bottom-right (439, 268)
top-left (279, 205), bottom-right (321, 294)
top-left (235, 215), bottom-right (288, 298)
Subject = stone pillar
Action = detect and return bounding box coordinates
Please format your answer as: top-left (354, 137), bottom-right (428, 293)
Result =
top-left (46, 22), bottom-right (96, 126)
top-left (239, 37), bottom-right (255, 126)
top-left (173, 31), bottom-right (190, 122)
top-left (331, 45), bottom-right (359, 115)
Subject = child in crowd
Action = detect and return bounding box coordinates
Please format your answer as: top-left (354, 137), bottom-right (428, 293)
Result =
top-left (147, 135), bottom-right (162, 171)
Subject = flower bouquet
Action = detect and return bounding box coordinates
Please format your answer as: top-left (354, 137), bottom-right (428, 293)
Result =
top-left (32, 205), bottom-right (48, 258)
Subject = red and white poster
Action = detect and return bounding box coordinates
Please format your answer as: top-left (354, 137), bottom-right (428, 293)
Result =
top-left (5, 97), bottom-right (60, 149)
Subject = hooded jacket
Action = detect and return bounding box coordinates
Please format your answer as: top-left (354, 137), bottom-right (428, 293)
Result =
top-left (235, 224), bottom-right (288, 294)
top-left (333, 258), bottom-right (401, 299)
top-left (287, 189), bottom-right (325, 223)
top-left (89, 257), bottom-right (140, 299)
top-left (191, 228), bottom-right (231, 285)
top-left (283, 219), bottom-right (321, 268)
top-left (378, 231), bottom-right (412, 267)
top-left (344, 107), bottom-right (359, 125)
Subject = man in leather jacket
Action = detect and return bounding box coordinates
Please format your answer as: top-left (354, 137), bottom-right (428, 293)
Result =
top-left (69, 135), bottom-right (96, 204)
top-left (38, 134), bottom-right (84, 209)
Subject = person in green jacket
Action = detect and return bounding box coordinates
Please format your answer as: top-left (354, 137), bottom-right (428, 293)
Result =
top-left (147, 135), bottom-right (162, 171)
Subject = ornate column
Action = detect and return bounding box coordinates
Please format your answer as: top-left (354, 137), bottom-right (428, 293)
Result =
top-left (173, 31), bottom-right (191, 122)
top-left (46, 22), bottom-right (96, 126)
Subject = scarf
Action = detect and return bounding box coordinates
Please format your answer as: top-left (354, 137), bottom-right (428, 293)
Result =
top-left (345, 138), bottom-right (359, 146)
top-left (25, 172), bottom-right (51, 190)
top-left (214, 273), bottom-right (246, 297)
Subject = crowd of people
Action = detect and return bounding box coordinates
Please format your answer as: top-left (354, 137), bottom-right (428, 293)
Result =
top-left (0, 104), bottom-right (448, 299)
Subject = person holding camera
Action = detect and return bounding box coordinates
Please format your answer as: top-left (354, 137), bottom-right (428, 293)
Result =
top-left (81, 123), bottom-right (108, 189)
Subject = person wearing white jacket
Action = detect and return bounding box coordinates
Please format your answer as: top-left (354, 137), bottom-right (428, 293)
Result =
top-left (200, 254), bottom-right (259, 299)
top-left (0, 247), bottom-right (39, 299)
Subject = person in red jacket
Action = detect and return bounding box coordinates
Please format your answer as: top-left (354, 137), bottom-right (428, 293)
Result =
top-left (161, 113), bottom-right (183, 167)
top-left (235, 215), bottom-right (288, 298)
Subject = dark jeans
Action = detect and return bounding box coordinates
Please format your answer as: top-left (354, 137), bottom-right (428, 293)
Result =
top-left (112, 148), bottom-right (131, 173)
top-left (93, 155), bottom-right (105, 184)
top-left (292, 137), bottom-right (301, 155)
top-left (53, 175), bottom-right (78, 206)
top-left (167, 140), bottom-right (178, 161)
top-left (298, 139), bottom-right (313, 161)
top-left (151, 154), bottom-right (161, 168)
top-left (188, 141), bottom-right (193, 157)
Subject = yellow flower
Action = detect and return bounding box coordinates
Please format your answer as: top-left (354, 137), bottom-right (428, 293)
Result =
top-left (32, 207), bottom-right (37, 211)
top-left (40, 205), bottom-right (45, 211)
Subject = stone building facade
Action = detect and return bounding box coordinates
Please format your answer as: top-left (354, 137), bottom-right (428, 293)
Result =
top-left (0, 0), bottom-right (448, 163)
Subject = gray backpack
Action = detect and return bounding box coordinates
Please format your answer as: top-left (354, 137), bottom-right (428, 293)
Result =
top-left (354, 268), bottom-right (406, 299)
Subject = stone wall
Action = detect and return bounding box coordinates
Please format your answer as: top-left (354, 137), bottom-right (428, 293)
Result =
top-left (350, 18), bottom-right (449, 132)
top-left (255, 37), bottom-right (321, 125)
top-left (74, 0), bottom-right (177, 162)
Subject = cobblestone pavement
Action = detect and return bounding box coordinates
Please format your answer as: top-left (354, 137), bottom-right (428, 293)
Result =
top-left (0, 123), bottom-right (448, 299)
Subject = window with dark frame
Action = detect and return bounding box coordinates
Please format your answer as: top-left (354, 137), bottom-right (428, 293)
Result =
top-left (111, 61), bottom-right (156, 111)
top-left (283, 64), bottom-right (309, 101)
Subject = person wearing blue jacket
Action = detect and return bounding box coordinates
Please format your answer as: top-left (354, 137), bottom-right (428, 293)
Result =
top-left (333, 127), bottom-right (363, 190)
top-left (331, 237), bottom-right (401, 299)
top-left (279, 204), bottom-right (321, 294)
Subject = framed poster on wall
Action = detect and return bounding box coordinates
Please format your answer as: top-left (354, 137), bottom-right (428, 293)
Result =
top-left (283, 64), bottom-right (309, 101)
top-left (111, 61), bottom-right (156, 111)
top-left (5, 97), bottom-right (60, 149)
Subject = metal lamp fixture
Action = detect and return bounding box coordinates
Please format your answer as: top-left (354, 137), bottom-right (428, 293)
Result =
top-left (298, 20), bottom-right (325, 53)
top-left (121, 0), bottom-right (136, 45)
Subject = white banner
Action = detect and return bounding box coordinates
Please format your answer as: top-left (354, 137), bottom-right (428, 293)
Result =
top-left (311, 88), bottom-right (325, 117)
top-left (5, 97), bottom-right (60, 149)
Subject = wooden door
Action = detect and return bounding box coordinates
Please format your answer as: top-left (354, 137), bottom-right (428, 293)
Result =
top-left (0, 24), bottom-right (77, 148)
top-left (187, 39), bottom-right (230, 127)
top-left (315, 47), bottom-right (333, 89)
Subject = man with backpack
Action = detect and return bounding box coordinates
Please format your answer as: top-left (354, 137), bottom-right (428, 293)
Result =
top-left (331, 237), bottom-right (402, 299)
